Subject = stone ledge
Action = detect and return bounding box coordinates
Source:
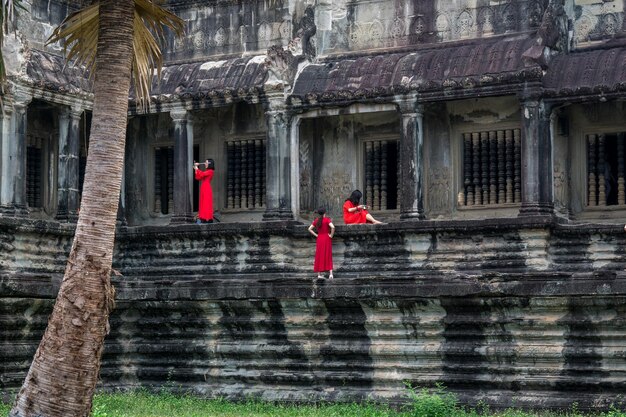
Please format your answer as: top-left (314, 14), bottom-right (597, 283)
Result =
top-left (4, 270), bottom-right (626, 300)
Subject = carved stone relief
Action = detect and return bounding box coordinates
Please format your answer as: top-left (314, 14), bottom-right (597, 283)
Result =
top-left (573, 1), bottom-right (625, 45)
top-left (336, 0), bottom-right (546, 52)
top-left (299, 136), bottom-right (313, 210)
top-left (164, 1), bottom-right (295, 60)
top-left (331, 0), bottom-right (348, 20)
top-left (457, 10), bottom-right (475, 38)
top-left (502, 4), bottom-right (519, 32)
top-left (258, 22), bottom-right (274, 49)
top-left (554, 161), bottom-right (568, 208)
top-left (214, 27), bottom-right (227, 47)
top-left (320, 172), bottom-right (353, 216)
top-left (428, 167), bottom-right (451, 215)
top-left (435, 13), bottom-right (452, 40)
top-left (478, 8), bottom-right (495, 36)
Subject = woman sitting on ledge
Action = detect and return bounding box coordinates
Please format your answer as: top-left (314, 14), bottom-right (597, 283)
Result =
top-left (343, 190), bottom-right (383, 224)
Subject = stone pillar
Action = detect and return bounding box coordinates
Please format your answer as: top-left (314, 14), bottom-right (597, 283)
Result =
top-left (0, 107), bottom-right (13, 211)
top-left (170, 110), bottom-right (194, 223)
top-left (263, 95), bottom-right (293, 220)
top-left (56, 107), bottom-right (82, 222)
top-left (518, 99), bottom-right (554, 216)
top-left (398, 97), bottom-right (425, 219)
top-left (0, 96), bottom-right (30, 216)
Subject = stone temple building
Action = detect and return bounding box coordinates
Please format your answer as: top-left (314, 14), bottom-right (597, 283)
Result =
top-left (3, 0), bottom-right (626, 410)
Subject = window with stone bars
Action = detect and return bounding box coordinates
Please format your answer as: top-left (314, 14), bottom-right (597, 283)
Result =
top-left (459, 129), bottom-right (522, 206)
top-left (26, 138), bottom-right (43, 208)
top-left (587, 133), bottom-right (626, 207)
top-left (226, 139), bottom-right (266, 209)
top-left (363, 139), bottom-right (399, 210)
top-left (154, 146), bottom-right (174, 214)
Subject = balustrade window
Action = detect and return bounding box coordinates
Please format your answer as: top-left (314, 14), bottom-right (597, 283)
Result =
top-left (154, 146), bottom-right (174, 214)
top-left (226, 139), bottom-right (266, 209)
top-left (587, 133), bottom-right (626, 206)
top-left (364, 139), bottom-right (399, 210)
top-left (26, 139), bottom-right (43, 208)
top-left (459, 129), bottom-right (521, 206)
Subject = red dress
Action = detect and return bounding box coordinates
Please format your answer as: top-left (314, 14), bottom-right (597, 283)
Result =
top-left (313, 217), bottom-right (333, 272)
top-left (343, 200), bottom-right (368, 224)
top-left (195, 168), bottom-right (214, 221)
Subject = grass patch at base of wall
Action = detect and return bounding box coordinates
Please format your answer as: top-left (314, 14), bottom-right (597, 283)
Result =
top-left (2, 387), bottom-right (626, 417)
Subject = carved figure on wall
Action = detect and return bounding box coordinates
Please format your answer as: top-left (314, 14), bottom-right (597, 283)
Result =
top-left (214, 27), bottom-right (227, 47)
top-left (265, 6), bottom-right (317, 90)
top-left (296, 6), bottom-right (317, 59)
top-left (265, 44), bottom-right (304, 89)
top-left (478, 7), bottom-right (495, 36)
top-left (258, 22), bottom-right (274, 50)
top-left (435, 13), bottom-right (451, 41)
top-left (390, 18), bottom-right (406, 40)
top-left (553, 161), bottom-right (567, 208)
top-left (428, 167), bottom-right (450, 215)
top-left (502, 4), bottom-right (519, 32)
top-left (457, 10), bottom-right (474, 39)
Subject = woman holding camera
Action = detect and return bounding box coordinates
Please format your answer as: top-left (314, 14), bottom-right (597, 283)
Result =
top-left (193, 159), bottom-right (215, 223)
top-left (343, 189), bottom-right (383, 224)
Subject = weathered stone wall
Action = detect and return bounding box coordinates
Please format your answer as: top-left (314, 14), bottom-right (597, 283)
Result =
top-left (3, 217), bottom-right (626, 410)
top-left (15, 1), bottom-right (626, 63)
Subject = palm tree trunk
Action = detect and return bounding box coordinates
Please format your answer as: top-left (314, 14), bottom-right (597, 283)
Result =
top-left (10, 1), bottom-right (135, 416)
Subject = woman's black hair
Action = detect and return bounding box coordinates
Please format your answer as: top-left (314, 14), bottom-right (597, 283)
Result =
top-left (315, 207), bottom-right (326, 230)
top-left (206, 159), bottom-right (215, 170)
top-left (347, 190), bottom-right (363, 205)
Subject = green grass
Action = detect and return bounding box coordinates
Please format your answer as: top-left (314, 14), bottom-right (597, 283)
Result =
top-left (2, 387), bottom-right (626, 417)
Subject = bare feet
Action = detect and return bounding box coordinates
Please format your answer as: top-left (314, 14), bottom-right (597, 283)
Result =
top-left (365, 213), bottom-right (384, 224)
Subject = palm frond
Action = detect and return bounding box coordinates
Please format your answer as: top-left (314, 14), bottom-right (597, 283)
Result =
top-left (47, 3), bottom-right (100, 74)
top-left (132, 0), bottom-right (184, 109)
top-left (47, 0), bottom-right (184, 111)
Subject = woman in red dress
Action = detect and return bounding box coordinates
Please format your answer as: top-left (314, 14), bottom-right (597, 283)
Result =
top-left (343, 190), bottom-right (383, 224)
top-left (308, 207), bottom-right (335, 279)
top-left (193, 159), bottom-right (214, 223)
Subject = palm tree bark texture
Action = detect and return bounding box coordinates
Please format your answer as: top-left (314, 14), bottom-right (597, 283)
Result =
top-left (10, 1), bottom-right (135, 416)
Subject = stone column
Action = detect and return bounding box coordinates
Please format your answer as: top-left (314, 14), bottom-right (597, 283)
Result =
top-left (0, 96), bottom-right (30, 216)
top-left (56, 107), bottom-right (82, 222)
top-left (263, 95), bottom-right (293, 220)
top-left (518, 99), bottom-right (554, 216)
top-left (0, 106), bottom-right (13, 212)
top-left (398, 97), bottom-right (425, 219)
top-left (170, 109), bottom-right (194, 223)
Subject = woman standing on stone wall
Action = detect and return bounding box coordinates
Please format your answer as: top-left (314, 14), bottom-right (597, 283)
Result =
top-left (308, 207), bottom-right (335, 279)
top-left (343, 189), bottom-right (383, 224)
top-left (194, 159), bottom-right (214, 223)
